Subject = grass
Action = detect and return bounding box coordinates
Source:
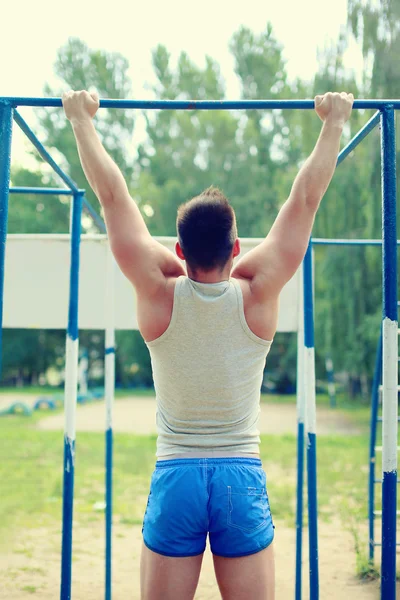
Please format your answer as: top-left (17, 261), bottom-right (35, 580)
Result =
top-left (0, 392), bottom-right (392, 580)
top-left (0, 386), bottom-right (156, 398)
top-left (0, 412), bottom-right (370, 530)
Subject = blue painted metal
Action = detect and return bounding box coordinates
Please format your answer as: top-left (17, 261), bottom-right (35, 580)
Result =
top-left (307, 432), bottom-right (319, 599)
top-left (105, 347), bottom-right (116, 355)
top-left (312, 238), bottom-right (400, 246)
top-left (0, 100), bottom-right (13, 379)
top-left (10, 186), bottom-right (106, 233)
top-left (382, 471), bottom-right (397, 594)
top-left (380, 105), bottom-right (398, 600)
top-left (295, 420), bottom-right (305, 600)
top-left (368, 329), bottom-right (383, 562)
top-left (67, 193), bottom-right (83, 341)
top-left (303, 243), bottom-right (315, 350)
top-left (337, 112), bottom-right (380, 166)
top-left (61, 435), bottom-right (75, 600)
top-left (60, 191), bottom-right (83, 600)
top-left (381, 107), bottom-right (398, 322)
top-left (5, 97), bottom-right (400, 110)
top-left (9, 187), bottom-right (82, 195)
top-left (13, 110), bottom-right (79, 193)
top-left (105, 427), bottom-right (113, 600)
top-left (303, 242), bottom-right (319, 600)
top-left (12, 114), bottom-right (106, 233)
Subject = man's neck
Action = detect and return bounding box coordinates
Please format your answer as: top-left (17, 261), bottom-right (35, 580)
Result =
top-left (187, 268), bottom-right (231, 284)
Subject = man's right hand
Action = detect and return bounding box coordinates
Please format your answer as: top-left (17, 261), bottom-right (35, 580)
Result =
top-left (315, 92), bottom-right (354, 127)
top-left (62, 90), bottom-right (100, 125)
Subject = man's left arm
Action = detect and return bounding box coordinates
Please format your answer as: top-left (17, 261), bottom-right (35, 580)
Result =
top-left (62, 90), bottom-right (184, 294)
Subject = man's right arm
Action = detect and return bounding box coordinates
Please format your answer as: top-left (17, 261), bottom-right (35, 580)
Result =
top-left (232, 92), bottom-right (354, 298)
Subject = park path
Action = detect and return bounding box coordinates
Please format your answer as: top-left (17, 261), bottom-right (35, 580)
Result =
top-left (32, 395), bottom-right (363, 436)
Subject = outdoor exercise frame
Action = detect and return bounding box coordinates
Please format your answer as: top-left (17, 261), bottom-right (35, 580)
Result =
top-left (0, 96), bottom-right (398, 600)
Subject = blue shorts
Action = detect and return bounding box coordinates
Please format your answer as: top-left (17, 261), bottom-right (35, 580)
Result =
top-left (142, 457), bottom-right (274, 558)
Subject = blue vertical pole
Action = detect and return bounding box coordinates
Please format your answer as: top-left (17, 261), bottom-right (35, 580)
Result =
top-left (105, 245), bottom-right (115, 600)
top-left (303, 241), bottom-right (319, 600)
top-left (60, 192), bottom-right (83, 600)
top-left (0, 100), bottom-right (13, 376)
top-left (295, 264), bottom-right (305, 600)
top-left (368, 329), bottom-right (383, 562)
top-left (380, 106), bottom-right (398, 600)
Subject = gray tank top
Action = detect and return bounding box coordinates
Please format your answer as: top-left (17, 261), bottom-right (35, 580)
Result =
top-left (146, 276), bottom-right (273, 457)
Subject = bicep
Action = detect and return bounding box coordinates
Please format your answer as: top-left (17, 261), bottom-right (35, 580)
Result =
top-left (233, 195), bottom-right (316, 295)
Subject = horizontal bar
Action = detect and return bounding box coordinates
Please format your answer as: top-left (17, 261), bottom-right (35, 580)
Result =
top-left (9, 187), bottom-right (85, 196)
top-left (5, 97), bottom-right (400, 110)
top-left (312, 239), bottom-right (400, 246)
top-left (11, 113), bottom-right (106, 233)
top-left (13, 110), bottom-right (79, 193)
top-left (337, 111), bottom-right (380, 166)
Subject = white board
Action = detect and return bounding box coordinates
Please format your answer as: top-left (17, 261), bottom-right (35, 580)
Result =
top-left (4, 235), bottom-right (300, 332)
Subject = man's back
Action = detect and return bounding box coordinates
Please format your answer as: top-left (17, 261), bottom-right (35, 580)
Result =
top-left (146, 276), bottom-right (272, 458)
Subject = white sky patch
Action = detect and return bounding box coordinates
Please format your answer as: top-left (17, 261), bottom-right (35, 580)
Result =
top-left (2, 0), bottom-right (364, 169)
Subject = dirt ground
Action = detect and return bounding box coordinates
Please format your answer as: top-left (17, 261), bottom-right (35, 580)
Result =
top-left (0, 518), bottom-right (384, 599)
top-left (0, 392), bottom-right (363, 436)
top-left (33, 395), bottom-right (363, 436)
top-left (2, 393), bottom-right (389, 598)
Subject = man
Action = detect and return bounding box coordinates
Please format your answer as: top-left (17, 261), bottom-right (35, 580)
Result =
top-left (63, 90), bottom-right (353, 600)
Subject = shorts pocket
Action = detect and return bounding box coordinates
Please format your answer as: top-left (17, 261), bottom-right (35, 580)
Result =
top-left (227, 485), bottom-right (269, 533)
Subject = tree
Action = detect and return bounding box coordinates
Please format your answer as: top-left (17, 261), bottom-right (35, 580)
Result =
top-left (9, 166), bottom-right (70, 234)
top-left (36, 37), bottom-right (136, 231)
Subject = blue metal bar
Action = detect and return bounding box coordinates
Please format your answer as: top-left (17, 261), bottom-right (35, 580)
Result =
top-left (13, 110), bottom-right (79, 192)
top-left (9, 187), bottom-right (84, 196)
top-left (0, 100), bottom-right (13, 378)
top-left (380, 106), bottom-right (398, 600)
top-left (303, 242), bottom-right (319, 600)
top-left (295, 264), bottom-right (305, 600)
top-left (312, 238), bottom-right (400, 246)
top-left (295, 421), bottom-right (305, 600)
top-left (11, 114), bottom-right (106, 232)
top-left (368, 329), bottom-right (383, 563)
top-left (5, 97), bottom-right (400, 110)
top-left (60, 191), bottom-right (83, 600)
top-left (337, 111), bottom-right (380, 166)
top-left (104, 247), bottom-right (115, 600)
top-left (105, 427), bottom-right (113, 600)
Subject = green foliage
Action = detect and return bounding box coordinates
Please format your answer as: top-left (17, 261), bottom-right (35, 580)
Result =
top-left (0, 408), bottom-right (374, 552)
top-left (36, 37), bottom-right (136, 230)
top-left (9, 167), bottom-right (69, 234)
top-left (7, 8), bottom-right (400, 393)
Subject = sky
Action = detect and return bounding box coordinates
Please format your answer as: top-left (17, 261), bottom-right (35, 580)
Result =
top-left (2, 0), bottom-right (363, 168)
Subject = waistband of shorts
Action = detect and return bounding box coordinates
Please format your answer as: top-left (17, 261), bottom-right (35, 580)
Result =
top-left (155, 457), bottom-right (263, 468)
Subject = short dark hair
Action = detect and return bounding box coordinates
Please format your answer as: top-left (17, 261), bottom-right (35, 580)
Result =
top-left (176, 186), bottom-right (237, 272)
